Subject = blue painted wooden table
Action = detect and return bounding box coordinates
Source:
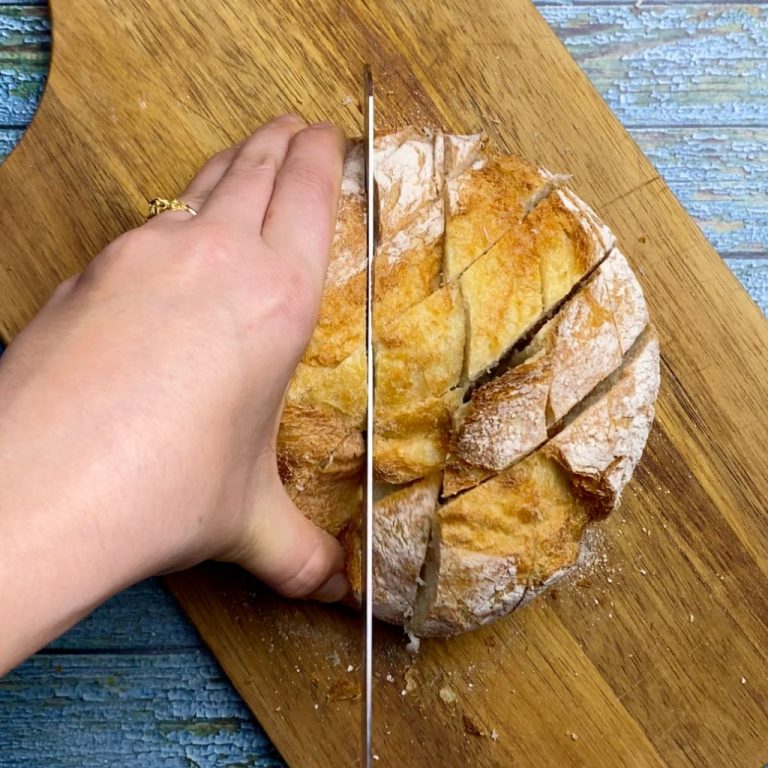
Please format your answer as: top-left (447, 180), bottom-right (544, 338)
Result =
top-left (0, 1), bottom-right (765, 765)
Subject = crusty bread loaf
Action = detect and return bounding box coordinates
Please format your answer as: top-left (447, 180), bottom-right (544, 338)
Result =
top-left (443, 247), bottom-right (648, 496)
top-left (277, 129), bottom-right (660, 637)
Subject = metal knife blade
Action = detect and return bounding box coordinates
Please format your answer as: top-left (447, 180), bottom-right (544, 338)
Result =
top-left (361, 63), bottom-right (375, 768)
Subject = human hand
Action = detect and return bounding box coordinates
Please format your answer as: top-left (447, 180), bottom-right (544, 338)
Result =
top-left (0, 115), bottom-right (349, 672)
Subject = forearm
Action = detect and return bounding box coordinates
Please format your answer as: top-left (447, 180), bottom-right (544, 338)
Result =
top-left (0, 469), bottom-right (147, 675)
top-left (0, 484), bottom-right (136, 675)
top-left (0, 343), bottom-right (174, 674)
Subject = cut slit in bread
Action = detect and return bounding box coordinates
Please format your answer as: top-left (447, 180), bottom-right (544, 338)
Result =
top-left (408, 331), bottom-right (659, 637)
top-left (342, 475), bottom-right (440, 624)
top-left (444, 152), bottom-right (552, 281)
top-left (444, 248), bottom-right (648, 496)
top-left (459, 188), bottom-right (613, 383)
top-left (280, 128), bottom-right (659, 637)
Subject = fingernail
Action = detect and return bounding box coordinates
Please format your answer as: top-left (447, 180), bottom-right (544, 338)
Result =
top-left (311, 571), bottom-right (350, 603)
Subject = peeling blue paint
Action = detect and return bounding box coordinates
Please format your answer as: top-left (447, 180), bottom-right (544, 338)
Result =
top-left (0, 2), bottom-right (766, 766)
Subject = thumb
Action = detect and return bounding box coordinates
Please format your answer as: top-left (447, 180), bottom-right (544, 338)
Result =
top-left (235, 478), bottom-right (350, 603)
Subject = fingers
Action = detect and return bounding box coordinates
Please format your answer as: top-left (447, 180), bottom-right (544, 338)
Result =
top-left (143, 144), bottom-right (242, 229)
top-left (180, 143), bottom-right (242, 213)
top-left (145, 113), bottom-right (305, 229)
top-left (261, 123), bottom-right (346, 290)
top-left (235, 478), bottom-right (350, 603)
top-left (201, 114), bottom-right (307, 237)
top-left (142, 116), bottom-right (345, 278)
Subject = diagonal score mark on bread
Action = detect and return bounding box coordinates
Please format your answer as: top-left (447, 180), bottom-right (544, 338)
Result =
top-left (458, 184), bottom-right (616, 384)
top-left (279, 128), bottom-right (660, 638)
top-left (374, 132), bottom-right (573, 334)
top-left (444, 247), bottom-right (648, 496)
top-left (411, 332), bottom-right (659, 637)
top-left (371, 131), bottom-right (617, 485)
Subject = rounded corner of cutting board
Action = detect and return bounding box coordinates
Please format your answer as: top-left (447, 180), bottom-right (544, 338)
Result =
top-left (0, 7), bottom-right (60, 185)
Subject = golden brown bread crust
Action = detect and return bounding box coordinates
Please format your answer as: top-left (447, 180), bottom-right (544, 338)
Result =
top-left (303, 143), bottom-right (366, 368)
top-left (443, 247), bottom-right (648, 496)
top-left (532, 190), bottom-right (613, 308)
top-left (414, 452), bottom-right (589, 637)
top-left (444, 152), bottom-right (551, 280)
top-left (374, 389), bottom-right (463, 485)
top-left (278, 129), bottom-right (659, 637)
top-left (288, 346), bottom-right (366, 428)
top-left (460, 223), bottom-right (542, 381)
top-left (375, 285), bottom-right (465, 410)
top-left (374, 236), bottom-right (442, 332)
top-left (414, 331), bottom-right (659, 636)
top-left (277, 404), bottom-right (364, 536)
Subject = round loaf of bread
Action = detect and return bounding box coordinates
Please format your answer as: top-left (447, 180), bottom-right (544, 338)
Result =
top-left (278, 129), bottom-right (660, 637)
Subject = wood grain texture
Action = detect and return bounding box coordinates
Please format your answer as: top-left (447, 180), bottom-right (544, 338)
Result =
top-left (5, 4), bottom-right (768, 129)
top-left (2, 5), bottom-right (767, 261)
top-left (2, 0), bottom-right (766, 766)
top-left (0, 1), bottom-right (764, 765)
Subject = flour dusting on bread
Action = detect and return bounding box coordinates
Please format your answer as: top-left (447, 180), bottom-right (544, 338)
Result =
top-left (280, 128), bottom-right (659, 638)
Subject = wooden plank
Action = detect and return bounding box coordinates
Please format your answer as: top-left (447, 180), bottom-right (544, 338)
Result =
top-left (0, 0), bottom-right (767, 765)
top-left (4, 5), bottom-right (768, 129)
top-left (4, 7), bottom-right (768, 257)
top-left (45, 578), bottom-right (200, 651)
top-left (540, 4), bottom-right (768, 127)
top-left (726, 258), bottom-right (768, 315)
top-left (153, 0), bottom-right (768, 754)
top-left (0, 651), bottom-right (285, 768)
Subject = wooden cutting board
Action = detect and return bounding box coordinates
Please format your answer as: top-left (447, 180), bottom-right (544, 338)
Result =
top-left (1, 1), bottom-right (767, 765)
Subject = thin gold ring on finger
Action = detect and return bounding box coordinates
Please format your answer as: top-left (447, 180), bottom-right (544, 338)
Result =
top-left (147, 197), bottom-right (198, 220)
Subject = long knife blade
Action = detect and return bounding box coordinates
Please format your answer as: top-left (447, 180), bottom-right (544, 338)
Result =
top-left (361, 63), bottom-right (375, 768)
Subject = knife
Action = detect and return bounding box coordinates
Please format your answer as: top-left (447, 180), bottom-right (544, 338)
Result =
top-left (361, 63), bottom-right (375, 768)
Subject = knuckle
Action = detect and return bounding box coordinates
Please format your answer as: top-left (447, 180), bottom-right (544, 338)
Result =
top-left (110, 226), bottom-right (154, 254)
top-left (295, 123), bottom-right (345, 156)
top-left (276, 547), bottom-right (329, 599)
top-left (209, 146), bottom-right (235, 166)
top-left (51, 275), bottom-right (78, 298)
top-left (193, 147), bottom-right (236, 183)
top-left (185, 222), bottom-right (234, 264)
top-left (273, 112), bottom-right (305, 128)
top-left (232, 149), bottom-right (280, 179)
top-left (88, 228), bottom-right (154, 276)
top-left (266, 265), bottom-right (319, 331)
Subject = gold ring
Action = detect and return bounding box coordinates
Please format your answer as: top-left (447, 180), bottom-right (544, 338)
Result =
top-left (147, 197), bottom-right (198, 219)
